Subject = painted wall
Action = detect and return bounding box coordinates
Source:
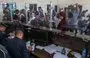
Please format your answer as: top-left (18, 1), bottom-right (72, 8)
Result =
top-left (0, 0), bottom-right (90, 12)
top-left (0, 0), bottom-right (90, 21)
top-left (14, 0), bottom-right (58, 12)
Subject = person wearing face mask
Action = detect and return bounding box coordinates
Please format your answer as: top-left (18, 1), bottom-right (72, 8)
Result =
top-left (38, 7), bottom-right (44, 21)
top-left (13, 9), bottom-right (20, 21)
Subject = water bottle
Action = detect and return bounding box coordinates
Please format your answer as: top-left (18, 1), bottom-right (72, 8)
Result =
top-left (31, 40), bottom-right (35, 51)
top-left (82, 43), bottom-right (88, 58)
top-left (61, 47), bottom-right (66, 55)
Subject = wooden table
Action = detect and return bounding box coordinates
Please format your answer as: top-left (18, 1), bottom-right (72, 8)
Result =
top-left (32, 49), bottom-right (53, 58)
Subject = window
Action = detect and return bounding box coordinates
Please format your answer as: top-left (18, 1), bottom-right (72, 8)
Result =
top-left (29, 4), bottom-right (37, 11)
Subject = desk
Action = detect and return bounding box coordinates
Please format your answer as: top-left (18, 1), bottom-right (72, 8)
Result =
top-left (32, 49), bottom-right (53, 58)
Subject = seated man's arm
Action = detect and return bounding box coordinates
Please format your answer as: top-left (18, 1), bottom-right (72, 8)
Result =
top-left (22, 42), bottom-right (30, 58)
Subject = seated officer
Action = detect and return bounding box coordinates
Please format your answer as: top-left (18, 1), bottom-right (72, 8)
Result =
top-left (6, 30), bottom-right (30, 58)
top-left (0, 23), bottom-right (8, 46)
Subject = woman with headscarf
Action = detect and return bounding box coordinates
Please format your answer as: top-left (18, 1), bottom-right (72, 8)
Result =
top-left (57, 9), bottom-right (67, 35)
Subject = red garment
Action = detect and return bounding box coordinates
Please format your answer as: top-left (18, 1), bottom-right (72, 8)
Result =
top-left (58, 11), bottom-right (67, 32)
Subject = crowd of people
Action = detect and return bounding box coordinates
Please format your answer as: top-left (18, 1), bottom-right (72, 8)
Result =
top-left (2, 3), bottom-right (90, 35)
top-left (1, 3), bottom-right (90, 58)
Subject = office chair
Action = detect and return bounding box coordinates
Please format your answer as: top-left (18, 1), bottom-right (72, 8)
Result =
top-left (0, 49), bottom-right (5, 58)
top-left (0, 44), bottom-right (10, 58)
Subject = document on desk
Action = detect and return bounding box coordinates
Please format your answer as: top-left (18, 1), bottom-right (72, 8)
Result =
top-left (43, 44), bottom-right (63, 54)
top-left (53, 52), bottom-right (68, 58)
top-left (36, 44), bottom-right (81, 58)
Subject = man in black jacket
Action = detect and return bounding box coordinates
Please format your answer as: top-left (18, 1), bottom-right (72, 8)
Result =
top-left (0, 24), bottom-right (11, 58)
top-left (0, 24), bottom-right (8, 46)
top-left (6, 30), bottom-right (30, 58)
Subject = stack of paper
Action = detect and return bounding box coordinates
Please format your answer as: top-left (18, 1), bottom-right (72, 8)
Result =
top-left (36, 44), bottom-right (81, 58)
top-left (36, 45), bottom-right (44, 50)
top-left (44, 44), bottom-right (57, 54)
